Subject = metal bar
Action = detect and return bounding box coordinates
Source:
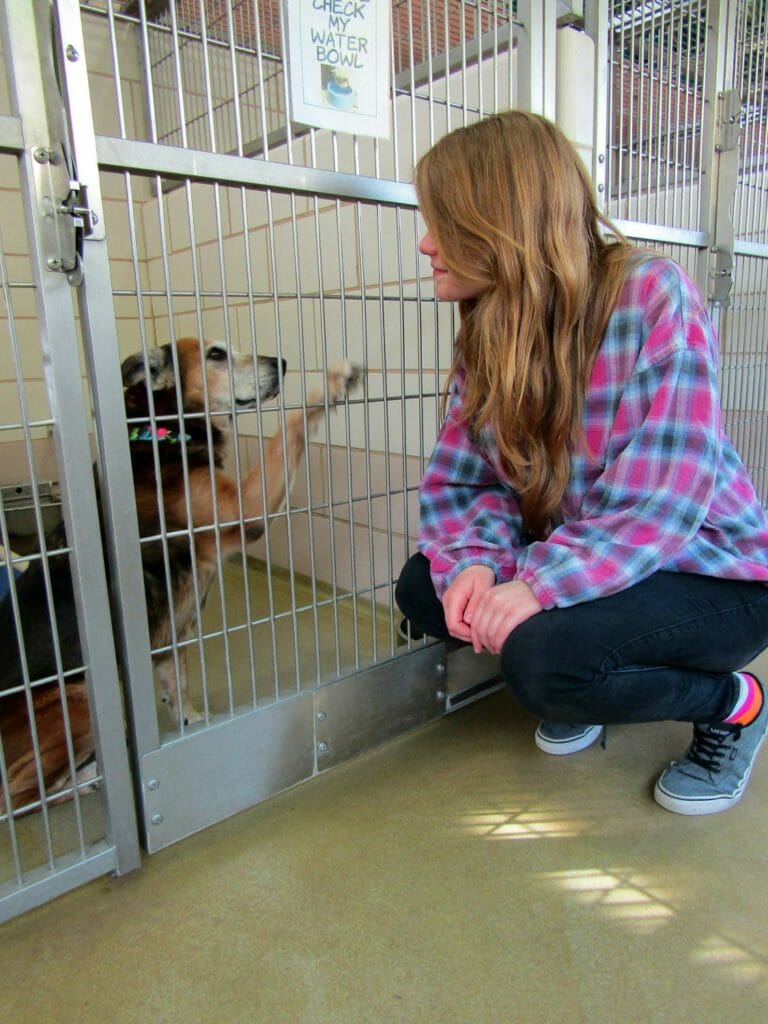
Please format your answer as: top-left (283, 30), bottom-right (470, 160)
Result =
top-left (735, 240), bottom-right (768, 259)
top-left (57, 1), bottom-right (162, 767)
top-left (312, 199), bottom-right (342, 678)
top-left (95, 135), bottom-right (417, 207)
top-left (330, 198), bottom-right (361, 671)
top-left (183, 182), bottom-right (237, 717)
top-left (151, 180), bottom-right (213, 731)
top-left (0, 842), bottom-right (117, 925)
top-left (613, 218), bottom-right (709, 246)
top-left (354, 203), bottom-right (377, 666)
top-left (233, 184), bottom-right (280, 705)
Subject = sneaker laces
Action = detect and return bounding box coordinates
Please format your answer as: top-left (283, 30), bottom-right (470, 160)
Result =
top-left (688, 725), bottom-right (741, 773)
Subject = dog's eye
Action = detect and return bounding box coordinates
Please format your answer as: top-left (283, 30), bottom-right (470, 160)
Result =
top-left (207, 346), bottom-right (228, 362)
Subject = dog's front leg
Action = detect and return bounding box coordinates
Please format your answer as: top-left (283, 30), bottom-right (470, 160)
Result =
top-left (239, 362), bottom-right (363, 532)
top-left (154, 649), bottom-right (203, 726)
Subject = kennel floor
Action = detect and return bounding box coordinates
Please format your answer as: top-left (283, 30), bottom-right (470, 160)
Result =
top-left (0, 558), bottom-right (393, 879)
top-left (3, 637), bottom-right (768, 1021)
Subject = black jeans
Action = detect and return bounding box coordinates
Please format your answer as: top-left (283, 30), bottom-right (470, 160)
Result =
top-left (395, 552), bottom-right (768, 725)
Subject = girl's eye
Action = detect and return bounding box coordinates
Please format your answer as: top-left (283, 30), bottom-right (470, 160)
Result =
top-left (207, 346), bottom-right (227, 362)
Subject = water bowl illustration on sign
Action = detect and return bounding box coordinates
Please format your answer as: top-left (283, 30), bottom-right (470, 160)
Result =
top-left (326, 68), bottom-right (356, 110)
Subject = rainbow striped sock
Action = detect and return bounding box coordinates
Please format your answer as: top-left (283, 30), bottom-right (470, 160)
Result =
top-left (723, 671), bottom-right (764, 727)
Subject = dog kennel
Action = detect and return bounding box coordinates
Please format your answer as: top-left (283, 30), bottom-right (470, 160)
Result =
top-left (0, 0), bottom-right (766, 921)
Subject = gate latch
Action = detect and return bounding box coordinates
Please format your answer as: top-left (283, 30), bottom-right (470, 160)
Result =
top-left (54, 179), bottom-right (99, 287)
top-left (33, 144), bottom-right (98, 288)
top-left (58, 180), bottom-right (99, 238)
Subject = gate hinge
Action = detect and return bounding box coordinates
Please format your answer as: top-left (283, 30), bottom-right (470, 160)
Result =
top-left (715, 89), bottom-right (742, 152)
top-left (708, 245), bottom-right (733, 305)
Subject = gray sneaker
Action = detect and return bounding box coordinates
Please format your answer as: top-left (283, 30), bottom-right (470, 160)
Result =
top-left (654, 686), bottom-right (768, 816)
top-left (535, 721), bottom-right (603, 755)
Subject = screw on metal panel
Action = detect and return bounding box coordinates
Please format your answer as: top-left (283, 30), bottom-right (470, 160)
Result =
top-left (33, 147), bottom-right (50, 164)
top-left (151, 813), bottom-right (163, 825)
top-left (147, 778), bottom-right (159, 791)
top-left (317, 742), bottom-right (329, 753)
top-left (316, 711), bottom-right (327, 721)
top-left (436, 690), bottom-right (446, 702)
top-left (46, 257), bottom-right (62, 271)
top-left (598, 153), bottom-right (605, 163)
top-left (66, 45), bottom-right (79, 62)
top-left (436, 662), bottom-right (446, 674)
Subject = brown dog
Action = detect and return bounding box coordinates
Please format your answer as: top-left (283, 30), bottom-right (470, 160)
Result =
top-left (0, 339), bottom-right (361, 815)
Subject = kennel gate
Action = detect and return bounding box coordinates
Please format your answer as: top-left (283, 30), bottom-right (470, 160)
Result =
top-left (64, 0), bottom-right (538, 855)
top-left (0, 0), bottom-right (142, 922)
top-left (0, 0), bottom-right (539, 870)
top-left (1, 0), bottom-right (765, 919)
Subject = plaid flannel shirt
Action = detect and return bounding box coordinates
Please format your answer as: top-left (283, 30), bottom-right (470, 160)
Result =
top-left (418, 257), bottom-right (768, 608)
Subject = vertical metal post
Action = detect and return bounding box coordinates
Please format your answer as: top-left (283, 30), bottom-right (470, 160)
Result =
top-left (696, 0), bottom-right (740, 312)
top-left (52, 0), bottom-right (162, 769)
top-left (516, 0), bottom-right (558, 118)
top-left (584, 0), bottom-right (609, 208)
top-left (0, 0), bottom-right (140, 874)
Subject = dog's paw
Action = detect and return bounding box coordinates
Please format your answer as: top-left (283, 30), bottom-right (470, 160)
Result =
top-left (326, 361), bottom-right (364, 404)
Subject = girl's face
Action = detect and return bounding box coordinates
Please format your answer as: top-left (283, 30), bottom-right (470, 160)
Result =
top-left (419, 228), bottom-right (482, 302)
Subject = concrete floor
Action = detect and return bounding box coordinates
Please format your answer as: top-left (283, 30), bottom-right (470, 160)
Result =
top-left (4, 649), bottom-right (768, 1023)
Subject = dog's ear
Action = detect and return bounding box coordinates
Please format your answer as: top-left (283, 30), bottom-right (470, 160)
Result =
top-left (121, 346), bottom-right (175, 390)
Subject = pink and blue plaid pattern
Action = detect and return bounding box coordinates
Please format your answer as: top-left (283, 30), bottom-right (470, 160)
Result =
top-left (418, 257), bottom-right (768, 608)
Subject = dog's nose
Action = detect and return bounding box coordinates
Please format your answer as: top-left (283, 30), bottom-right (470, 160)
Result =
top-left (280, 358), bottom-right (287, 377)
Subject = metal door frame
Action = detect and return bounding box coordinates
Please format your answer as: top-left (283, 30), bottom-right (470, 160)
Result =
top-left (61, 0), bottom-right (556, 854)
top-left (54, 0), bottom-right (455, 854)
top-left (0, 0), bottom-right (140, 923)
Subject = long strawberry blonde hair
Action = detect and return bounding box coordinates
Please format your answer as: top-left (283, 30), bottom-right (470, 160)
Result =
top-left (415, 111), bottom-right (637, 539)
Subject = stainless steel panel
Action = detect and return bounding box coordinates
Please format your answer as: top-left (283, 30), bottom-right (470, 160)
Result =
top-left (140, 694), bottom-right (315, 852)
top-left (444, 646), bottom-right (504, 713)
top-left (315, 644), bottom-right (447, 770)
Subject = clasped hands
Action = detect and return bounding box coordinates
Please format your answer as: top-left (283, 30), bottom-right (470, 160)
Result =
top-left (442, 564), bottom-right (543, 655)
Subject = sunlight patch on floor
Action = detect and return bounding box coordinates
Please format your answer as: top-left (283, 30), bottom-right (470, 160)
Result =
top-left (459, 805), bottom-right (593, 840)
top-left (539, 867), bottom-right (676, 934)
top-left (691, 934), bottom-right (768, 987)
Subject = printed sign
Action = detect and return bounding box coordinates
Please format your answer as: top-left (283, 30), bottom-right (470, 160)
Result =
top-left (284, 0), bottom-right (391, 138)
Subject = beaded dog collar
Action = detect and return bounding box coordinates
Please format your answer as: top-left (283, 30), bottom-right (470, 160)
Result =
top-left (128, 425), bottom-right (191, 444)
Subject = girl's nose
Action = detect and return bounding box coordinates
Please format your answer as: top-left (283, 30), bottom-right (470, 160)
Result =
top-left (419, 230), bottom-right (437, 257)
